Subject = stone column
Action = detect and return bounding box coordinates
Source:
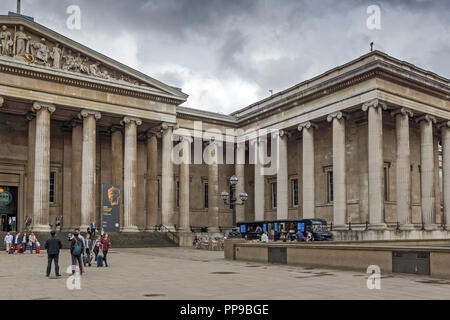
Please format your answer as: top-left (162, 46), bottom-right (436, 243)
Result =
top-left (440, 121), bottom-right (450, 227)
top-left (71, 120), bottom-right (83, 228)
top-left (327, 112), bottom-right (347, 228)
top-left (362, 99), bottom-right (387, 229)
top-left (417, 114), bottom-right (437, 230)
top-left (392, 108), bottom-right (414, 229)
top-left (161, 123), bottom-right (175, 230)
top-left (111, 126), bottom-right (124, 229)
top-left (254, 137), bottom-right (265, 221)
top-left (207, 141), bottom-right (220, 232)
top-left (276, 130), bottom-right (289, 220)
top-left (31, 102), bottom-right (55, 232)
top-left (26, 113), bottom-right (36, 224)
top-left (62, 125), bottom-right (72, 231)
top-left (121, 117), bottom-right (142, 232)
top-left (179, 136), bottom-right (191, 231)
top-left (79, 110), bottom-right (101, 230)
top-left (235, 142), bottom-right (246, 223)
top-left (298, 122), bottom-right (316, 219)
top-left (146, 132), bottom-right (159, 229)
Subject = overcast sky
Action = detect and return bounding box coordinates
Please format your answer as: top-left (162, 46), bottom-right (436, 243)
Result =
top-left (1, 0), bottom-right (449, 114)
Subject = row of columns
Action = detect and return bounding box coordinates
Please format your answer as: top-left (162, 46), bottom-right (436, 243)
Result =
top-left (253, 99), bottom-right (448, 230)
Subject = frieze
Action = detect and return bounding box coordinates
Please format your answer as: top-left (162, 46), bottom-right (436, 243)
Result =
top-left (0, 24), bottom-right (147, 88)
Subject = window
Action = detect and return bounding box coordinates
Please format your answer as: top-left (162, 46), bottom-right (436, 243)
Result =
top-left (384, 165), bottom-right (389, 201)
top-left (291, 179), bottom-right (298, 207)
top-left (204, 183), bottom-right (209, 209)
top-left (327, 171), bottom-right (334, 203)
top-left (49, 172), bottom-right (56, 204)
top-left (271, 183), bottom-right (277, 209)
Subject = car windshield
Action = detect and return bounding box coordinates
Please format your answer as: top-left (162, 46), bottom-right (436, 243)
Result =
top-left (311, 224), bottom-right (324, 232)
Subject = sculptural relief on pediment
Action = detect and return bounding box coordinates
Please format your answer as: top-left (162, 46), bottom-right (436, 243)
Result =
top-left (0, 24), bottom-right (147, 87)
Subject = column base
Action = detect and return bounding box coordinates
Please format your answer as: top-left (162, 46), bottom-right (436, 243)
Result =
top-left (332, 225), bottom-right (348, 231)
top-left (368, 223), bottom-right (388, 231)
top-left (399, 224), bottom-right (416, 231)
top-left (32, 224), bottom-right (52, 232)
top-left (424, 224), bottom-right (439, 231)
top-left (121, 226), bottom-right (140, 232)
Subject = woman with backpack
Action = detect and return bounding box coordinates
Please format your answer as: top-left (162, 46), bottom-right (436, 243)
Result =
top-left (70, 231), bottom-right (84, 275)
top-left (101, 233), bottom-right (112, 267)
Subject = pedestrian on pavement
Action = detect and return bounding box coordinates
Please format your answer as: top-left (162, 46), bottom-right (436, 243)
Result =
top-left (45, 230), bottom-right (62, 277)
top-left (83, 233), bottom-right (92, 267)
top-left (13, 232), bottom-right (21, 251)
top-left (70, 231), bottom-right (85, 276)
top-left (92, 235), bottom-right (101, 261)
top-left (101, 233), bottom-right (112, 267)
top-left (4, 232), bottom-right (13, 253)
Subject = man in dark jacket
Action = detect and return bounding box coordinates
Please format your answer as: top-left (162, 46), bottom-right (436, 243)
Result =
top-left (45, 230), bottom-right (62, 277)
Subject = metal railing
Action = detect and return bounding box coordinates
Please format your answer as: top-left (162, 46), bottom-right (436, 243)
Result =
top-left (157, 225), bottom-right (179, 245)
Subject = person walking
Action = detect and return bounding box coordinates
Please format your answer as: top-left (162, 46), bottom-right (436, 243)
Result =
top-left (4, 232), bottom-right (13, 253)
top-left (92, 235), bottom-right (102, 262)
top-left (83, 233), bottom-right (92, 267)
top-left (90, 221), bottom-right (97, 238)
top-left (101, 233), bottom-right (112, 267)
top-left (70, 231), bottom-right (85, 276)
top-left (13, 232), bottom-right (21, 252)
top-left (45, 230), bottom-right (62, 277)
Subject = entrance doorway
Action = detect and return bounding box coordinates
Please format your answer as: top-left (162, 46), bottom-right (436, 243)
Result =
top-left (0, 186), bottom-right (18, 232)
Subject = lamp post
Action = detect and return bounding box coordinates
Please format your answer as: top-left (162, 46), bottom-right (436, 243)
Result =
top-left (221, 175), bottom-right (248, 238)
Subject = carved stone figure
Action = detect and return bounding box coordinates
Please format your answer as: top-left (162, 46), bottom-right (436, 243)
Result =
top-left (31, 38), bottom-right (50, 66)
top-left (79, 56), bottom-right (90, 74)
top-left (50, 43), bottom-right (62, 68)
top-left (62, 49), bottom-right (75, 71)
top-left (0, 25), bottom-right (13, 56)
top-left (89, 62), bottom-right (100, 76)
top-left (15, 25), bottom-right (28, 56)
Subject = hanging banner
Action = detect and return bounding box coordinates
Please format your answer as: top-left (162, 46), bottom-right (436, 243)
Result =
top-left (102, 184), bottom-right (121, 232)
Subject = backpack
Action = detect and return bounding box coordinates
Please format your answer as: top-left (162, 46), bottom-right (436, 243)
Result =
top-left (72, 239), bottom-right (82, 256)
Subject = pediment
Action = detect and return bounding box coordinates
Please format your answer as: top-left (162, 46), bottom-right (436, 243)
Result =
top-left (0, 15), bottom-right (187, 102)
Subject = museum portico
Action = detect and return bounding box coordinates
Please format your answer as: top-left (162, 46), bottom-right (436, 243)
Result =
top-left (1, 15), bottom-right (449, 240)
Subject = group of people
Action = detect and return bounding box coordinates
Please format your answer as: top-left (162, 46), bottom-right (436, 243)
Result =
top-left (45, 226), bottom-right (112, 277)
top-left (3, 231), bottom-right (40, 254)
top-left (254, 225), bottom-right (314, 243)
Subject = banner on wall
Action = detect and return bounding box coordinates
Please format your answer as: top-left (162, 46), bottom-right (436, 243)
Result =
top-left (101, 184), bottom-right (121, 232)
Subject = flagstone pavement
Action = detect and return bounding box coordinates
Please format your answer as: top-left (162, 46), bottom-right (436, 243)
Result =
top-left (0, 247), bottom-right (449, 300)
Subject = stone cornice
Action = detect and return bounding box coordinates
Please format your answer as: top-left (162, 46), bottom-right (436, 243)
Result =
top-left (0, 63), bottom-right (183, 106)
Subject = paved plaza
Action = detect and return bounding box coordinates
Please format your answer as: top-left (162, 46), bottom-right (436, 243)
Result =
top-left (1, 247), bottom-right (450, 300)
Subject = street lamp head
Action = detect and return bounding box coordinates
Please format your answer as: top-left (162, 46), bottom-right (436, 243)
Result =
top-left (239, 192), bottom-right (248, 202)
top-left (221, 190), bottom-right (229, 203)
top-left (230, 175), bottom-right (238, 186)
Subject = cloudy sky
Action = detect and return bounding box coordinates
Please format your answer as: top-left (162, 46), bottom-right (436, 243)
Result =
top-left (1, 0), bottom-right (449, 114)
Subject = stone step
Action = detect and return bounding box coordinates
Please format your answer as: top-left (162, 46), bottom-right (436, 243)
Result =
top-left (0, 231), bottom-right (178, 250)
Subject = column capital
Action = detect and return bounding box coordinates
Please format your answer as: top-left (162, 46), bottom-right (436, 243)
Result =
top-left (78, 109), bottom-right (101, 120)
top-left (438, 121), bottom-right (450, 130)
top-left (361, 99), bottom-right (387, 112)
top-left (391, 107), bottom-right (414, 118)
top-left (279, 129), bottom-right (291, 137)
top-left (415, 114), bottom-right (437, 124)
top-left (326, 111), bottom-right (348, 123)
top-left (110, 124), bottom-right (123, 133)
top-left (179, 135), bottom-right (193, 143)
top-left (69, 118), bottom-right (83, 128)
top-left (121, 116), bottom-right (142, 126)
top-left (25, 112), bottom-right (35, 122)
top-left (32, 102), bottom-right (56, 114)
top-left (0, 96), bottom-right (4, 107)
top-left (161, 122), bottom-right (178, 131)
top-left (297, 121), bottom-right (317, 131)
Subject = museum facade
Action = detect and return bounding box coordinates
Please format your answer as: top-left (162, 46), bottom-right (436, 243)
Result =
top-left (1, 15), bottom-right (449, 239)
